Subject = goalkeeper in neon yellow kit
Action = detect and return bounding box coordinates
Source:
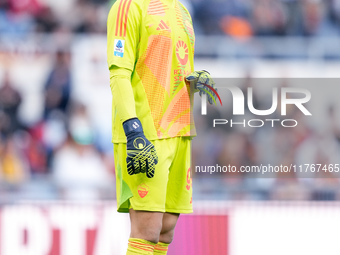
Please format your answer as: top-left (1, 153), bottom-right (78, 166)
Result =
top-left (107, 0), bottom-right (217, 254)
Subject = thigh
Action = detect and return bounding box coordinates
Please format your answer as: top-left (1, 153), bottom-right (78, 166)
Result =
top-left (129, 209), bottom-right (164, 243)
top-left (114, 140), bottom-right (174, 213)
top-left (165, 137), bottom-right (193, 213)
top-left (159, 212), bottom-right (180, 244)
top-left (161, 212), bottom-right (180, 234)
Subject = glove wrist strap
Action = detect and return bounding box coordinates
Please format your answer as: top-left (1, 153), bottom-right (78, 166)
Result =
top-left (123, 118), bottom-right (143, 136)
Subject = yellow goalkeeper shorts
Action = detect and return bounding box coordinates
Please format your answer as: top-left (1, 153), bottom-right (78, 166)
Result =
top-left (113, 137), bottom-right (192, 214)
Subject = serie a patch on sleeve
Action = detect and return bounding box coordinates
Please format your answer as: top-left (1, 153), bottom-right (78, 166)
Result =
top-left (114, 39), bottom-right (125, 57)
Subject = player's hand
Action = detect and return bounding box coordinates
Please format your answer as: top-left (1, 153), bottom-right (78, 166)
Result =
top-left (123, 118), bottom-right (158, 178)
top-left (185, 70), bottom-right (218, 105)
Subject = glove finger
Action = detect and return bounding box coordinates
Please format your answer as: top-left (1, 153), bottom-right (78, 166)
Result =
top-left (185, 75), bottom-right (198, 81)
top-left (146, 162), bottom-right (155, 178)
top-left (196, 82), bottom-right (204, 90)
top-left (208, 95), bottom-right (213, 105)
top-left (185, 71), bottom-right (200, 81)
top-left (145, 159), bottom-right (151, 178)
top-left (153, 152), bottom-right (158, 165)
top-left (140, 159), bottom-right (147, 173)
top-left (151, 147), bottom-right (158, 165)
top-left (198, 83), bottom-right (211, 93)
top-left (147, 169), bottom-right (154, 178)
top-left (126, 157), bottom-right (134, 175)
top-left (138, 160), bottom-right (143, 174)
top-left (198, 73), bottom-right (209, 83)
top-left (133, 160), bottom-right (140, 174)
top-left (127, 164), bottom-right (133, 175)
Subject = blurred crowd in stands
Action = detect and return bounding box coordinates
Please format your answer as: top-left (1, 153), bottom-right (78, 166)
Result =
top-left (191, 0), bottom-right (340, 37)
top-left (0, 0), bottom-right (109, 36)
top-left (1, 0), bottom-right (340, 38)
top-left (192, 79), bottom-right (340, 201)
top-left (0, 49), bottom-right (115, 202)
top-left (1, 0), bottom-right (340, 202)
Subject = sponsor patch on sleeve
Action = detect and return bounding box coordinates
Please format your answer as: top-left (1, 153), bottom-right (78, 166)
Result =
top-left (114, 39), bottom-right (125, 58)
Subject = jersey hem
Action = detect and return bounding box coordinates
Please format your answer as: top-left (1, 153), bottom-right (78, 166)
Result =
top-left (117, 207), bottom-right (193, 214)
top-left (165, 208), bottom-right (193, 214)
top-left (117, 206), bottom-right (166, 213)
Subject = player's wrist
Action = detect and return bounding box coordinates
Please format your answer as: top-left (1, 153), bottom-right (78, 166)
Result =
top-left (123, 118), bottom-right (144, 137)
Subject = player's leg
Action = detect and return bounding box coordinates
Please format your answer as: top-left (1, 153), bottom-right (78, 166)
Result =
top-left (127, 210), bottom-right (163, 254)
top-left (165, 137), bottom-right (193, 215)
top-left (154, 212), bottom-right (180, 254)
top-left (129, 209), bottom-right (163, 243)
top-left (159, 137), bottom-right (192, 253)
top-left (113, 141), bottom-right (173, 255)
top-left (159, 212), bottom-right (179, 243)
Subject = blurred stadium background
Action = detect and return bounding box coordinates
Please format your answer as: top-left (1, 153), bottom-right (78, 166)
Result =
top-left (1, 0), bottom-right (340, 254)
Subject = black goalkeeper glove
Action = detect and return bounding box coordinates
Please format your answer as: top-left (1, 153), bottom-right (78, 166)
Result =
top-left (123, 118), bottom-right (158, 178)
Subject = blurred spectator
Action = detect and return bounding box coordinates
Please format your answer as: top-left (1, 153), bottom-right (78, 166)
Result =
top-left (300, 0), bottom-right (339, 36)
top-left (34, 6), bottom-right (59, 33)
top-left (52, 104), bottom-right (114, 200)
top-left (0, 72), bottom-right (22, 136)
top-left (43, 50), bottom-right (71, 120)
top-left (0, 0), bottom-right (35, 37)
top-left (301, 0), bottom-right (324, 36)
top-left (72, 0), bottom-right (107, 33)
top-left (8, 0), bottom-right (43, 15)
top-left (281, 0), bottom-right (302, 35)
top-left (329, 0), bottom-right (340, 28)
top-left (193, 0), bottom-right (250, 35)
top-left (220, 16), bottom-right (253, 40)
top-left (0, 135), bottom-right (29, 185)
top-left (42, 110), bottom-right (68, 168)
top-left (251, 0), bottom-right (287, 36)
top-left (25, 124), bottom-right (48, 174)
